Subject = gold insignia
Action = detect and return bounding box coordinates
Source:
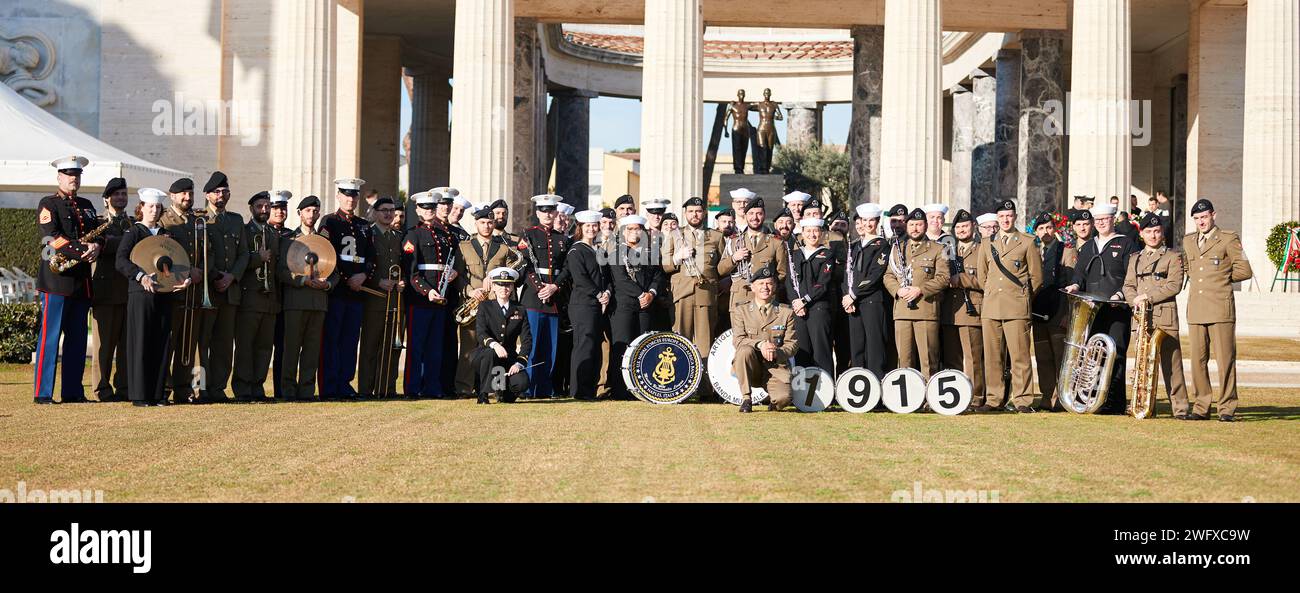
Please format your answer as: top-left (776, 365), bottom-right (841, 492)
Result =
top-left (39, 208), bottom-right (52, 224)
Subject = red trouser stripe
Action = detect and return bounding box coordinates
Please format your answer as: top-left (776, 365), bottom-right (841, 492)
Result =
top-left (34, 292), bottom-right (50, 397)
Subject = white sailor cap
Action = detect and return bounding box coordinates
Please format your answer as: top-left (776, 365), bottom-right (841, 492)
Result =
top-left (557, 202), bottom-right (576, 215)
top-left (138, 188), bottom-right (168, 205)
top-left (488, 267), bottom-right (520, 284)
top-left (270, 190), bottom-right (293, 206)
top-left (531, 194), bottom-right (561, 208)
top-left (921, 203), bottom-right (950, 215)
top-left (976, 213), bottom-right (998, 225)
top-left (334, 178), bottom-right (365, 192)
top-left (729, 188), bottom-right (757, 200)
top-left (855, 203), bottom-right (882, 219)
top-left (799, 217), bottom-right (825, 229)
top-left (413, 191), bottom-right (435, 206)
top-left (782, 191), bottom-right (812, 204)
top-left (1090, 204), bottom-right (1118, 218)
top-left (452, 195), bottom-right (473, 210)
top-left (51, 155), bottom-right (89, 171)
top-left (619, 215), bottom-right (648, 227)
top-left (575, 210), bottom-right (602, 224)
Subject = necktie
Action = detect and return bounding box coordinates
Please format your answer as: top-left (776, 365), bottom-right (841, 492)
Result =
top-left (1198, 234), bottom-right (1207, 248)
top-left (1003, 234), bottom-right (1010, 245)
top-left (760, 305), bottom-right (770, 317)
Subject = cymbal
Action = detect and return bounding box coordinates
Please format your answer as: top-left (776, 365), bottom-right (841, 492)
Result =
top-left (129, 235), bottom-right (192, 292)
top-left (286, 233), bottom-right (337, 280)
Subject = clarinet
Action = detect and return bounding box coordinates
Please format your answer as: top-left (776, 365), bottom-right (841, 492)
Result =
top-left (947, 239), bottom-right (978, 317)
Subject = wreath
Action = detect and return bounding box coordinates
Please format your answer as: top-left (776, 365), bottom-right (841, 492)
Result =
top-left (1265, 221), bottom-right (1300, 272)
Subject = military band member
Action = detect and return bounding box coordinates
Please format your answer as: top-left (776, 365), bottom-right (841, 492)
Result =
top-left (552, 201), bottom-right (577, 395)
top-left (232, 191), bottom-right (280, 402)
top-left (279, 196), bottom-right (338, 401)
top-left (978, 200), bottom-right (1044, 413)
top-left (923, 203), bottom-right (952, 244)
top-left (1029, 212), bottom-right (1068, 411)
top-left (562, 210), bottom-right (612, 401)
top-left (884, 203), bottom-right (908, 242)
top-left (641, 198), bottom-right (673, 331)
top-left (786, 217), bottom-right (836, 374)
top-left (161, 177), bottom-right (206, 403)
top-left (267, 191), bottom-right (293, 400)
top-left (452, 205), bottom-right (513, 398)
top-left (976, 212), bottom-right (998, 241)
top-left (596, 207), bottom-right (618, 398)
top-left (91, 177), bottom-right (133, 402)
top-left (436, 191), bottom-right (470, 397)
top-left (474, 267), bottom-right (533, 404)
top-left (718, 197), bottom-right (788, 307)
top-left (782, 191), bottom-right (810, 227)
top-left (773, 208), bottom-right (795, 243)
top-left (598, 208), bottom-right (617, 245)
top-left (490, 199), bottom-right (518, 244)
top-left (197, 171), bottom-right (250, 402)
top-left (517, 195), bottom-right (570, 399)
top-left (663, 197), bottom-right (723, 372)
top-left (356, 197), bottom-right (406, 398)
top-left (940, 209), bottom-right (985, 399)
top-left (732, 267), bottom-right (799, 413)
top-left (1182, 199), bottom-right (1253, 421)
top-left (660, 213), bottom-right (679, 234)
top-left (883, 208), bottom-right (950, 379)
top-left (403, 191), bottom-right (457, 399)
top-left (607, 215), bottom-right (662, 400)
top-left (1062, 208), bottom-right (1094, 275)
top-left (1063, 203), bottom-right (1138, 415)
top-left (842, 203), bottom-right (891, 376)
top-left (729, 188), bottom-right (756, 222)
top-left (116, 188), bottom-right (192, 406)
top-left (1124, 213), bottom-right (1189, 418)
top-left (317, 177), bottom-right (369, 400)
top-left (614, 194), bottom-right (637, 220)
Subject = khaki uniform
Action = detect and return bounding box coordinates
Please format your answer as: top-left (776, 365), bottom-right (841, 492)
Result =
top-left (232, 220), bottom-right (280, 398)
top-left (978, 230), bottom-right (1044, 408)
top-left (278, 228), bottom-right (338, 400)
top-left (940, 238), bottom-right (985, 399)
top-left (730, 300), bottom-right (799, 408)
top-left (1123, 246), bottom-right (1189, 416)
top-left (883, 237), bottom-right (950, 379)
top-left (91, 212), bottom-right (133, 401)
top-left (663, 225), bottom-right (724, 358)
top-left (161, 208), bottom-right (207, 400)
top-left (358, 224), bottom-right (406, 397)
top-left (717, 228), bottom-right (789, 306)
top-left (200, 210), bottom-right (250, 397)
top-left (1182, 227), bottom-right (1253, 417)
top-left (449, 234), bottom-right (512, 396)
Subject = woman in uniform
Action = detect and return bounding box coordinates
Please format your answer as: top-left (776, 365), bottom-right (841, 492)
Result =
top-left (787, 217), bottom-right (836, 374)
top-left (561, 210), bottom-right (612, 401)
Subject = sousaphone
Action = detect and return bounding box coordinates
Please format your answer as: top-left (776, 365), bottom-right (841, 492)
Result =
top-left (129, 235), bottom-right (192, 292)
top-left (285, 234), bottom-right (337, 280)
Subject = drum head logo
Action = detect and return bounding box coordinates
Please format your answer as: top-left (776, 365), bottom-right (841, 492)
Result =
top-left (626, 332), bottom-right (702, 404)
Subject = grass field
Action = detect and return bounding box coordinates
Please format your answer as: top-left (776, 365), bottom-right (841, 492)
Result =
top-left (3, 363), bottom-right (1297, 502)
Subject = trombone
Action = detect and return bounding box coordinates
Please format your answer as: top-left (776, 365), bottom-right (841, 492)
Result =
top-left (179, 209), bottom-right (216, 368)
top-left (378, 265), bottom-right (405, 396)
top-left (253, 226), bottom-right (271, 293)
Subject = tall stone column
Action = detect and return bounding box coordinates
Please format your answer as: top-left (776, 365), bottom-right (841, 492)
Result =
top-left (1241, 0), bottom-right (1300, 284)
top-left (513, 17), bottom-right (546, 230)
top-left (1186, 2), bottom-right (1246, 235)
top-left (1067, 0), bottom-right (1132, 204)
top-left (1171, 73), bottom-right (1188, 232)
top-left (950, 85), bottom-right (973, 212)
top-left (880, 0), bottom-right (942, 203)
top-left (359, 35), bottom-right (402, 199)
top-left (1017, 29), bottom-right (1067, 216)
top-left (640, 0), bottom-right (703, 206)
top-left (970, 69), bottom-right (998, 214)
top-left (553, 89), bottom-right (597, 207)
top-left (784, 102), bottom-right (822, 148)
top-left (408, 69), bottom-right (452, 193)
top-left (994, 49), bottom-right (1021, 207)
top-left (449, 0), bottom-right (513, 202)
top-left (850, 25), bottom-right (884, 204)
top-left (271, 0), bottom-right (336, 214)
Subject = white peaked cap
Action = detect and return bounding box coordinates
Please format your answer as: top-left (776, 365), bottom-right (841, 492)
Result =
top-left (51, 155), bottom-right (89, 170)
top-left (334, 178), bottom-right (365, 191)
top-left (413, 191), bottom-right (434, 205)
top-left (531, 194), bottom-right (561, 207)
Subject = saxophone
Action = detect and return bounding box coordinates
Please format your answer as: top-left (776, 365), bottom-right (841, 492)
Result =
top-left (1058, 291), bottom-right (1119, 414)
top-left (48, 217), bottom-right (112, 273)
top-left (1129, 300), bottom-right (1169, 419)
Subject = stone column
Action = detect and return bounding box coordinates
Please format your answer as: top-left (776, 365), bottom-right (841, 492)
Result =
top-left (1171, 73), bottom-right (1188, 231)
top-left (553, 89), bottom-right (597, 207)
top-left (995, 49), bottom-right (1021, 208)
top-left (335, 0), bottom-right (364, 178)
top-left (1186, 2), bottom-right (1246, 235)
top-left (970, 69), bottom-right (998, 214)
top-left (880, 0), bottom-right (942, 203)
top-left (1017, 29), bottom-right (1067, 216)
top-left (408, 68), bottom-right (452, 192)
top-left (513, 17), bottom-right (546, 229)
top-left (950, 85), bottom-right (973, 212)
top-left (449, 0), bottom-right (513, 202)
top-left (1241, 0), bottom-right (1300, 283)
top-left (784, 102), bottom-right (822, 148)
top-left (850, 25), bottom-right (884, 204)
top-left (359, 35), bottom-right (402, 198)
top-left (1067, 0), bottom-right (1132, 205)
top-left (640, 0), bottom-right (703, 206)
top-left (271, 0), bottom-right (336, 215)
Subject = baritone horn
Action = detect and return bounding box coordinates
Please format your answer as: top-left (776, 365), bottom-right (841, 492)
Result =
top-left (453, 242), bottom-right (525, 326)
top-left (1130, 300), bottom-right (1169, 419)
top-left (1057, 291), bottom-right (1121, 414)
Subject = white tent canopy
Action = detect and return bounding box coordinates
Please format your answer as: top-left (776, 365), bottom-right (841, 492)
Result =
top-left (0, 83), bottom-right (190, 194)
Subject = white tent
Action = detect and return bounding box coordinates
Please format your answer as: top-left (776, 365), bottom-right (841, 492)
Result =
top-left (0, 83), bottom-right (190, 194)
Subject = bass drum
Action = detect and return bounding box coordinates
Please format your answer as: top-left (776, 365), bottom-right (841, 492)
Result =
top-left (709, 330), bottom-right (778, 406)
top-left (620, 331), bottom-right (704, 404)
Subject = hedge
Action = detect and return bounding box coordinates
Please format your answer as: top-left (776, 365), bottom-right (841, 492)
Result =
top-left (0, 303), bottom-right (38, 363)
top-left (0, 208), bottom-right (40, 277)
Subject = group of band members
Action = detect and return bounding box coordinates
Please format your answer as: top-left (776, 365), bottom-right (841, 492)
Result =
top-left (33, 155), bottom-right (1252, 420)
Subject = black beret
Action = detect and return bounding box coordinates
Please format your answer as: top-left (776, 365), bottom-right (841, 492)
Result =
top-left (774, 208), bottom-right (794, 220)
top-left (203, 171), bottom-right (229, 193)
top-left (683, 197), bottom-right (705, 208)
top-left (1069, 209), bottom-right (1093, 222)
top-left (1031, 212), bottom-right (1054, 231)
top-left (247, 191), bottom-right (270, 206)
top-left (489, 199), bottom-right (508, 210)
top-left (717, 208), bottom-right (736, 219)
top-left (372, 197), bottom-right (395, 210)
top-left (804, 200), bottom-right (824, 212)
top-left (953, 209), bottom-right (972, 224)
top-left (907, 208), bottom-right (926, 221)
top-left (614, 194), bottom-right (635, 208)
top-left (751, 265), bottom-right (776, 282)
top-left (888, 204), bottom-right (908, 217)
top-left (662, 213), bottom-right (678, 223)
top-left (1190, 199), bottom-right (1214, 215)
top-left (298, 195), bottom-right (321, 211)
top-left (102, 177), bottom-right (127, 197)
top-left (1139, 212), bottom-right (1162, 228)
top-left (599, 207), bottom-right (616, 219)
top-left (473, 207), bottom-right (493, 220)
top-left (997, 199), bottom-right (1017, 213)
top-left (744, 197), bottom-right (765, 212)
top-left (829, 210), bottom-right (848, 223)
top-left (1081, 195), bottom-right (1096, 204)
top-left (169, 177), bottom-right (194, 194)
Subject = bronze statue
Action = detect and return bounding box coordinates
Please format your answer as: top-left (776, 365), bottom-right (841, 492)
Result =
top-left (723, 89), bottom-right (753, 174)
top-left (754, 88), bottom-right (783, 174)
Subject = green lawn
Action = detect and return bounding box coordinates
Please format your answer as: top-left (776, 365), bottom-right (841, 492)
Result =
top-left (2, 363), bottom-right (1296, 502)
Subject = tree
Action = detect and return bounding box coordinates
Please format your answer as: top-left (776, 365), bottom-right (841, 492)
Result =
top-left (772, 143), bottom-right (850, 215)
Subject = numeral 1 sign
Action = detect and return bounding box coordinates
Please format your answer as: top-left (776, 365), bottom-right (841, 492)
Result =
top-left (880, 368), bottom-right (926, 414)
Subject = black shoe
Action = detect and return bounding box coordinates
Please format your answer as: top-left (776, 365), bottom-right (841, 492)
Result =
top-left (477, 393), bottom-right (489, 404)
top-left (34, 398), bottom-right (58, 405)
top-left (62, 396), bottom-right (90, 404)
top-left (739, 400), bottom-right (752, 413)
top-left (975, 404), bottom-right (998, 413)
top-left (155, 399), bottom-right (171, 407)
top-left (1015, 405), bottom-right (1036, 414)
top-left (132, 401), bottom-right (150, 408)
top-left (1218, 414), bottom-right (1234, 422)
top-left (1174, 413), bottom-right (1188, 420)
top-left (1188, 413), bottom-right (1209, 421)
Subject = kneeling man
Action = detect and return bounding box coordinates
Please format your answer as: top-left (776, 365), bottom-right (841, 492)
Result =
top-left (731, 266), bottom-right (799, 413)
top-left (474, 267), bottom-right (532, 404)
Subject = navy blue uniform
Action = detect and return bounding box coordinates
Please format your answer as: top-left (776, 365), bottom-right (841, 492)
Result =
top-left (402, 222), bottom-right (456, 397)
top-left (318, 210), bottom-right (373, 398)
top-left (1072, 234), bottom-right (1139, 414)
top-left (844, 237), bottom-right (891, 376)
top-left (788, 244), bottom-right (836, 374)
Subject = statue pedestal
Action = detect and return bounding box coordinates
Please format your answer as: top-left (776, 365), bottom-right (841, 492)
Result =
top-left (720, 174), bottom-right (785, 214)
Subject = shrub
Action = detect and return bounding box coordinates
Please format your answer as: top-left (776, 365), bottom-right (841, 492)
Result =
top-left (0, 208), bottom-right (40, 277)
top-left (0, 303), bottom-right (38, 363)
top-left (772, 143), bottom-right (850, 216)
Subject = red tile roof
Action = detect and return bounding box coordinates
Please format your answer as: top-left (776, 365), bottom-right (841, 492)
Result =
top-left (564, 31), bottom-right (853, 61)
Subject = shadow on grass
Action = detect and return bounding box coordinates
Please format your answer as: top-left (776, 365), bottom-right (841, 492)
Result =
top-left (1235, 406), bottom-right (1300, 422)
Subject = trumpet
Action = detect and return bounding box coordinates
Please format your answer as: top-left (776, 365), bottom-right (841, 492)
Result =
top-left (377, 265), bottom-right (404, 397)
top-left (673, 229), bottom-right (707, 287)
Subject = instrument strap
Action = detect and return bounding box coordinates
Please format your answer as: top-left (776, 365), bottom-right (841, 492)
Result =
top-left (989, 241), bottom-right (1025, 289)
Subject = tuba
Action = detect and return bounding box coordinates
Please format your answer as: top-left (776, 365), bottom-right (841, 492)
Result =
top-left (1129, 300), bottom-right (1169, 419)
top-left (1057, 291), bottom-right (1122, 414)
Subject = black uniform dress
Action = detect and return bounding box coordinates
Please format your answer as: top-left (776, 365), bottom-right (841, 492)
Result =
top-left (606, 239), bottom-right (662, 400)
top-left (318, 209), bottom-right (373, 399)
top-left (786, 243), bottom-right (836, 374)
top-left (115, 223), bottom-right (176, 404)
top-left (34, 191), bottom-right (99, 402)
top-left (559, 240), bottom-right (610, 400)
top-left (519, 224), bottom-right (571, 398)
top-left (1071, 233), bottom-right (1139, 414)
top-left (473, 298), bottom-right (533, 402)
top-left (844, 236), bottom-right (892, 376)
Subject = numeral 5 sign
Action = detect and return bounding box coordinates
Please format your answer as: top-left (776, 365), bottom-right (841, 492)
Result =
top-left (924, 370), bottom-right (972, 416)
